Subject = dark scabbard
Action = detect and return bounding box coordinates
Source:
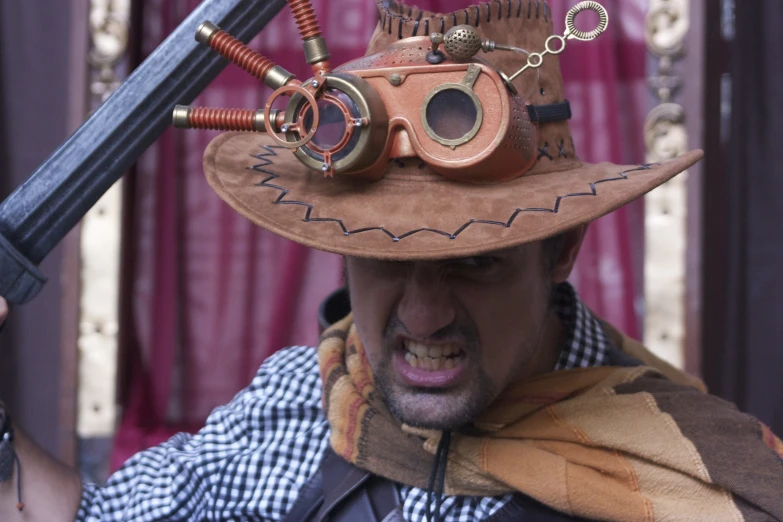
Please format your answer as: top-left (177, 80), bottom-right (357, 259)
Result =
top-left (0, 0), bottom-right (286, 304)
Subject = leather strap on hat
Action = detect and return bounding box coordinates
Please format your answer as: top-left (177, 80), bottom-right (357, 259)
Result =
top-left (527, 100), bottom-right (572, 124)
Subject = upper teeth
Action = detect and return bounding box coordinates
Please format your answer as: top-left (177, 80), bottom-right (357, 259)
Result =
top-left (405, 340), bottom-right (460, 359)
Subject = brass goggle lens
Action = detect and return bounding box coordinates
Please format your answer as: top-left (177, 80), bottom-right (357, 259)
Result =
top-left (421, 64), bottom-right (483, 148)
top-left (424, 89), bottom-right (481, 145)
top-left (301, 90), bottom-right (364, 165)
top-left (289, 73), bottom-right (389, 176)
top-left (302, 91), bottom-right (360, 150)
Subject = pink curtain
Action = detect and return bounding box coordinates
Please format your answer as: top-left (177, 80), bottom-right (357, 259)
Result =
top-left (113, 0), bottom-right (647, 469)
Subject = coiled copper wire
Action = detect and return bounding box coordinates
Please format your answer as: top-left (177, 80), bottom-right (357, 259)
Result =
top-left (187, 107), bottom-right (260, 132)
top-left (208, 30), bottom-right (275, 82)
top-left (287, 0), bottom-right (322, 40)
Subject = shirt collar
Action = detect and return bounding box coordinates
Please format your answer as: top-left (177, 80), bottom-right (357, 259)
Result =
top-left (553, 282), bottom-right (610, 370)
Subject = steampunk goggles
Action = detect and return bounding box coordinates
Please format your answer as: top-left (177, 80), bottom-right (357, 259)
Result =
top-left (174, 0), bottom-right (607, 183)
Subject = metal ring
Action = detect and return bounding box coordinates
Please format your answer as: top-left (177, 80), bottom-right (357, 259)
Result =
top-left (264, 83), bottom-right (320, 149)
top-left (565, 1), bottom-right (609, 41)
top-left (300, 92), bottom-right (356, 155)
top-left (527, 52), bottom-right (544, 67)
top-left (544, 35), bottom-right (567, 55)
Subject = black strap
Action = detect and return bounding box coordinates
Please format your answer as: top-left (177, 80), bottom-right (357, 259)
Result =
top-left (282, 467), bottom-right (324, 522)
top-left (315, 450), bottom-right (374, 520)
top-left (283, 445), bottom-right (593, 522)
top-left (527, 100), bottom-right (572, 124)
top-left (285, 448), bottom-right (401, 522)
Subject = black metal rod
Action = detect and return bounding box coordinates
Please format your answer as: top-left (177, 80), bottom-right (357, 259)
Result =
top-left (0, 0), bottom-right (286, 303)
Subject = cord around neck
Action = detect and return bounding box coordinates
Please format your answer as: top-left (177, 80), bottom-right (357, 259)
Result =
top-left (425, 429), bottom-right (451, 522)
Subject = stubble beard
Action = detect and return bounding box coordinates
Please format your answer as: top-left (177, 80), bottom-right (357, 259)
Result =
top-left (374, 356), bottom-right (498, 430)
top-left (371, 310), bottom-right (552, 431)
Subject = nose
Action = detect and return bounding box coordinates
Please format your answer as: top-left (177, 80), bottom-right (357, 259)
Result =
top-left (396, 263), bottom-right (456, 339)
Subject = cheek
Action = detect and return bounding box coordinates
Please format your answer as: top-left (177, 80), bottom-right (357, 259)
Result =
top-left (466, 275), bottom-right (549, 378)
top-left (347, 263), bottom-right (400, 365)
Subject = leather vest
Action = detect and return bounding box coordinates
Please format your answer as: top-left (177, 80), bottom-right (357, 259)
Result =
top-left (281, 447), bottom-right (592, 522)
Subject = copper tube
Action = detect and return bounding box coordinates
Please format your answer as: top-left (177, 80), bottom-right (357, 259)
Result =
top-left (197, 22), bottom-right (286, 87)
top-left (311, 61), bottom-right (332, 74)
top-left (286, 0), bottom-right (331, 73)
top-left (287, 0), bottom-right (322, 40)
top-left (179, 107), bottom-right (268, 132)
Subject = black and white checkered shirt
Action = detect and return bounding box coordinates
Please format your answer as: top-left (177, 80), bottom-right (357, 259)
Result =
top-left (77, 282), bottom-right (609, 522)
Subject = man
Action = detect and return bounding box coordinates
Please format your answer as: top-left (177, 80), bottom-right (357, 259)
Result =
top-left (2, 1), bottom-right (782, 521)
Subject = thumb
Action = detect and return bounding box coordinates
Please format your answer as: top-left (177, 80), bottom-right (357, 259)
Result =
top-left (0, 297), bottom-right (7, 327)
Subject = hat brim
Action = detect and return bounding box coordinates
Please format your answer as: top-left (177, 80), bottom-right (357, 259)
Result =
top-left (204, 132), bottom-right (703, 261)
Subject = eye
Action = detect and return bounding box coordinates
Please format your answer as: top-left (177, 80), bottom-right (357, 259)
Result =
top-left (449, 256), bottom-right (500, 269)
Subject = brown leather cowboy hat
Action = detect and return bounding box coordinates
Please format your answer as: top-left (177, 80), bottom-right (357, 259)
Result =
top-left (202, 1), bottom-right (702, 260)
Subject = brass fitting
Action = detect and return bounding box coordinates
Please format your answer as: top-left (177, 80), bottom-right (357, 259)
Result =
top-left (172, 105), bottom-right (192, 129)
top-left (256, 109), bottom-right (281, 132)
top-left (265, 66), bottom-right (297, 90)
top-left (195, 21), bottom-right (220, 44)
top-left (302, 36), bottom-right (331, 65)
top-left (252, 110), bottom-right (267, 132)
top-left (430, 32), bottom-right (444, 52)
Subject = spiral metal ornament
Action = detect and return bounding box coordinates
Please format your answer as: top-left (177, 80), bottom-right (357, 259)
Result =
top-left (565, 1), bottom-right (609, 41)
top-left (443, 25), bottom-right (483, 62)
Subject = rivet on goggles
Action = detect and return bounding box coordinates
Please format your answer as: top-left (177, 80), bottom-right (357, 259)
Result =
top-left (173, 0), bottom-right (608, 183)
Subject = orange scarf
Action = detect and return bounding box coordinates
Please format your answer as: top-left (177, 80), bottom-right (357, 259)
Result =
top-left (319, 314), bottom-right (783, 521)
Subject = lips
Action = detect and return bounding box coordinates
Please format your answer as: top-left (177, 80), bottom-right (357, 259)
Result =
top-left (393, 338), bottom-right (468, 387)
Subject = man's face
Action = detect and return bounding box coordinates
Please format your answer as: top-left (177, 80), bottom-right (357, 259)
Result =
top-left (346, 243), bottom-right (560, 430)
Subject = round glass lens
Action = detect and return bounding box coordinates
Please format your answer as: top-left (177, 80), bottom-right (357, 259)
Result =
top-left (303, 90), bottom-right (360, 151)
top-left (425, 89), bottom-right (478, 141)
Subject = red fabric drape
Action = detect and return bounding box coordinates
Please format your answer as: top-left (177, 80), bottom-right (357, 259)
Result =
top-left (113, 0), bottom-right (648, 470)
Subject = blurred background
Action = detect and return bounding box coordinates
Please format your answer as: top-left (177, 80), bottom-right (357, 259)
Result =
top-left (0, 0), bottom-right (780, 483)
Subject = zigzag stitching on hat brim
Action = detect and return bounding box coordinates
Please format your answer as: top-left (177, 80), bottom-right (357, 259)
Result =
top-left (247, 145), bottom-right (655, 243)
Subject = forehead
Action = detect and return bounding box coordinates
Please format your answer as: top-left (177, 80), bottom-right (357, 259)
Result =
top-left (348, 244), bottom-right (535, 264)
top-left (343, 244), bottom-right (547, 283)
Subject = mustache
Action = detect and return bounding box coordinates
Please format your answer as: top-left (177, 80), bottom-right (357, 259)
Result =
top-left (382, 314), bottom-right (480, 347)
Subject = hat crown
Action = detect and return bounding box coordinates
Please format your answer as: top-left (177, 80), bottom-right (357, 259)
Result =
top-left (369, 0), bottom-right (578, 174)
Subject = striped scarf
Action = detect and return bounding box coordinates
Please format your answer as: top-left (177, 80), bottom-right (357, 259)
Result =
top-left (319, 314), bottom-right (783, 521)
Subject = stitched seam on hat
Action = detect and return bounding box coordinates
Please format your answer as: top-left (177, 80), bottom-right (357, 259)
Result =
top-left (378, 0), bottom-right (550, 38)
top-left (247, 146), bottom-right (657, 242)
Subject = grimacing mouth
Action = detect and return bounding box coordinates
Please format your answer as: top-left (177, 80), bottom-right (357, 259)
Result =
top-left (391, 332), bottom-right (473, 374)
top-left (401, 339), bottom-right (467, 371)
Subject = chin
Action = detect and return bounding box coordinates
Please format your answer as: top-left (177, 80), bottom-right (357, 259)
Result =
top-left (382, 383), bottom-right (491, 430)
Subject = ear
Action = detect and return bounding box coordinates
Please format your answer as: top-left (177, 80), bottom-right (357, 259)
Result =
top-left (551, 225), bottom-right (588, 284)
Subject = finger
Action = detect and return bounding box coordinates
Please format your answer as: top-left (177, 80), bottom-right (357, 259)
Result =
top-left (0, 297), bottom-right (7, 326)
